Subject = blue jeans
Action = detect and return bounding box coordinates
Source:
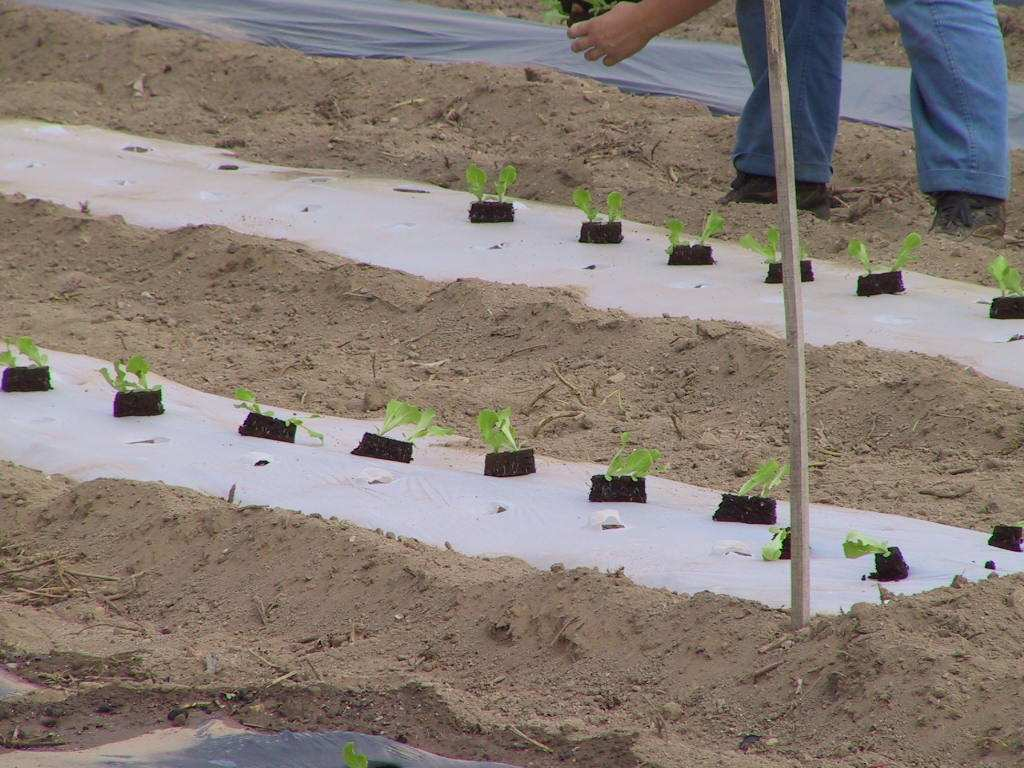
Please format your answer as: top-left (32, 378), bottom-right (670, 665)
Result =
top-left (733, 0), bottom-right (1010, 199)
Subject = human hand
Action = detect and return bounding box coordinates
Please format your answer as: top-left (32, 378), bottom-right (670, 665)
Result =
top-left (567, 1), bottom-right (657, 67)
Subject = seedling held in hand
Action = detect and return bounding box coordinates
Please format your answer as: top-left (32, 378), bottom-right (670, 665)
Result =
top-left (0, 336), bottom-right (48, 369)
top-left (842, 531), bottom-right (891, 559)
top-left (101, 355), bottom-right (160, 393)
top-left (234, 388), bottom-right (324, 443)
top-left (478, 407), bottom-right (520, 453)
top-left (604, 432), bottom-right (661, 482)
top-left (466, 163), bottom-right (518, 203)
top-left (740, 228), bottom-right (781, 265)
top-left (378, 400), bottom-right (454, 443)
top-left (738, 460), bottom-right (790, 498)
top-left (990, 255), bottom-right (1023, 297)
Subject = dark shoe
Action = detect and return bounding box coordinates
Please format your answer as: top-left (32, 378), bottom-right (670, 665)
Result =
top-left (718, 171), bottom-right (831, 220)
top-left (930, 191), bottom-right (1006, 239)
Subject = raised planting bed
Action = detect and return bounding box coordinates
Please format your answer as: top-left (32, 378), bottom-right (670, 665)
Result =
top-left (239, 411), bottom-right (296, 443)
top-left (1, 337), bottom-right (52, 392)
top-left (869, 546), bottom-right (909, 582)
top-left (574, 187), bottom-right (624, 244)
top-left (988, 524), bottom-right (1023, 552)
top-left (114, 389), bottom-right (164, 417)
top-left (990, 296), bottom-right (1024, 319)
top-left (714, 493), bottom-right (777, 525)
top-left (856, 271), bottom-right (905, 297)
top-left (352, 432), bottom-right (413, 463)
top-left (765, 260), bottom-right (814, 284)
top-left (2, 366), bottom-right (51, 392)
top-left (466, 163), bottom-right (517, 224)
top-left (590, 475), bottom-right (646, 503)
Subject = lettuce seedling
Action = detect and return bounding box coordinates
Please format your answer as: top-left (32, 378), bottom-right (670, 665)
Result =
top-left (343, 742), bottom-right (368, 768)
top-left (990, 255), bottom-right (1024, 297)
top-left (466, 163), bottom-right (518, 203)
top-left (379, 399), bottom-right (454, 443)
top-left (541, 0), bottom-right (569, 23)
top-left (843, 531), bottom-right (891, 559)
top-left (573, 187), bottom-right (623, 223)
top-left (665, 218), bottom-right (685, 256)
top-left (234, 388), bottom-right (324, 443)
top-left (739, 228), bottom-right (781, 265)
top-left (0, 336), bottom-right (48, 369)
top-left (604, 432), bottom-right (661, 481)
top-left (478, 407), bottom-right (520, 453)
top-left (738, 459), bottom-right (790, 498)
top-left (849, 232), bottom-right (922, 275)
top-left (762, 526), bottom-right (790, 561)
top-left (101, 355), bottom-right (160, 393)
top-left (697, 211), bottom-right (725, 246)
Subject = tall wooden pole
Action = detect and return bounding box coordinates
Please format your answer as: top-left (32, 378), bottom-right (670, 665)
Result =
top-left (763, 0), bottom-right (811, 628)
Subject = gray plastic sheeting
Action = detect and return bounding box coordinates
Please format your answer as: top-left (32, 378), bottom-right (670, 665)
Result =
top-left (21, 0), bottom-right (1024, 149)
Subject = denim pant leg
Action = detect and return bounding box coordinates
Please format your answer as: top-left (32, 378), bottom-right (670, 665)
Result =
top-left (885, 0), bottom-right (1010, 199)
top-left (733, 0), bottom-right (847, 184)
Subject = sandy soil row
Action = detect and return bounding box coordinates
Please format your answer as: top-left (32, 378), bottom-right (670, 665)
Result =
top-left (3, 463), bottom-right (1024, 767)
top-left (1, 3), bottom-right (1023, 288)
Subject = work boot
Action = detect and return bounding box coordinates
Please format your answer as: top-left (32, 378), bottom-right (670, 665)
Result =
top-left (930, 191), bottom-right (1006, 239)
top-left (718, 171), bottom-right (832, 220)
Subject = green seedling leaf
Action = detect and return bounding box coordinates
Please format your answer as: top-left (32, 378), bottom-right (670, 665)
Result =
top-left (605, 432), bottom-right (661, 481)
top-left (606, 191), bottom-right (623, 223)
top-left (287, 415), bottom-right (325, 444)
top-left (665, 218), bottom-right (685, 255)
top-left (406, 407), bottom-right (454, 443)
top-left (848, 239), bottom-right (872, 275)
top-left (761, 526), bottom-right (790, 561)
top-left (233, 387), bottom-right (270, 416)
top-left (990, 255), bottom-right (1024, 297)
top-left (698, 211), bottom-right (724, 245)
top-left (13, 337), bottom-right (48, 367)
top-left (343, 742), bottom-right (369, 768)
top-left (100, 356), bottom-right (158, 393)
top-left (740, 229), bottom-right (780, 264)
top-left (494, 164), bottom-right (518, 203)
top-left (738, 459), bottom-right (790, 498)
top-left (843, 531), bottom-right (891, 559)
top-left (379, 400), bottom-right (422, 436)
top-left (465, 163), bottom-right (488, 202)
top-left (0, 349), bottom-right (15, 369)
top-left (573, 187), bottom-right (599, 222)
top-left (891, 231), bottom-right (922, 272)
top-left (125, 354), bottom-right (156, 391)
top-left (478, 407), bottom-right (519, 453)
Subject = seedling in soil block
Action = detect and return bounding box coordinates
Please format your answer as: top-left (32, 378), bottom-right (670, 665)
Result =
top-left (848, 232), bottom-right (922, 296)
top-left (988, 255), bottom-right (1024, 319)
top-left (988, 521), bottom-right (1024, 552)
top-left (742, 228), bottom-right (814, 283)
top-left (843, 531), bottom-right (909, 582)
top-left (352, 399), bottom-right (453, 463)
top-left (543, 0), bottom-right (638, 25)
top-left (0, 336), bottom-right (52, 393)
top-left (714, 460), bottom-right (789, 525)
top-left (574, 187), bottom-right (624, 244)
top-left (343, 742), bottom-right (368, 768)
top-left (665, 212), bottom-right (724, 266)
top-left (100, 355), bottom-right (164, 417)
top-left (761, 526), bottom-right (792, 561)
top-left (234, 388), bottom-right (323, 444)
top-left (466, 163), bottom-right (518, 223)
top-left (478, 407), bottom-right (536, 477)
top-left (589, 432), bottom-right (661, 503)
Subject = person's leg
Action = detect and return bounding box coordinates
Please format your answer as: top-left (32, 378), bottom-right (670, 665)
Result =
top-left (732, 0), bottom-right (847, 184)
top-left (884, 0), bottom-right (1009, 200)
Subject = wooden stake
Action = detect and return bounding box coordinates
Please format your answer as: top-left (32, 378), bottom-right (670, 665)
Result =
top-left (763, 0), bottom-right (811, 629)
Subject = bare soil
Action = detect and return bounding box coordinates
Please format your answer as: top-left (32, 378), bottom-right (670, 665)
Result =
top-left (424, 0), bottom-right (1024, 77)
top-left (4, 464), bottom-right (1024, 767)
top-left (2, 2), bottom-right (1024, 288)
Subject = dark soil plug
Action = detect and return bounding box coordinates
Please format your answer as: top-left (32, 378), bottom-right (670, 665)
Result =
top-left (580, 222), bottom-right (623, 244)
top-left (779, 527), bottom-right (792, 560)
top-left (589, 475), bottom-right (646, 503)
top-left (713, 494), bottom-right (777, 525)
top-left (857, 271), bottom-right (905, 296)
top-left (668, 244), bottom-right (715, 266)
top-left (238, 412), bottom-right (296, 443)
top-left (985, 560), bottom-right (997, 570)
top-left (484, 449), bottom-right (536, 478)
top-left (990, 296), bottom-right (1024, 319)
top-left (469, 201), bottom-right (514, 223)
top-left (869, 546), bottom-right (909, 582)
top-left (988, 524), bottom-right (1023, 552)
top-left (562, 0), bottom-right (593, 24)
top-left (2, 366), bottom-right (51, 392)
top-left (113, 390), bottom-right (164, 417)
top-left (218, 164), bottom-right (240, 171)
top-left (351, 432), bottom-right (414, 463)
top-left (765, 260), bottom-right (814, 284)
